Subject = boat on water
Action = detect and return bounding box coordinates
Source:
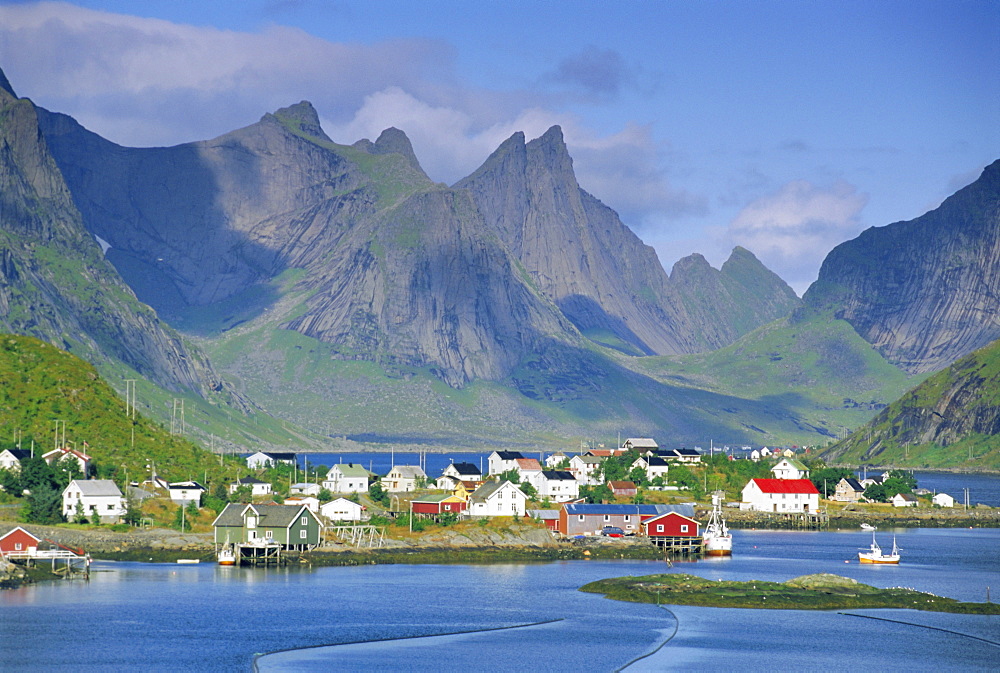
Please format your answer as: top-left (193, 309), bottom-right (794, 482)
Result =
top-left (858, 532), bottom-right (900, 564)
top-left (176, 559), bottom-right (200, 564)
top-left (703, 492), bottom-right (732, 556)
top-left (860, 523), bottom-right (876, 531)
top-left (217, 545), bottom-right (237, 566)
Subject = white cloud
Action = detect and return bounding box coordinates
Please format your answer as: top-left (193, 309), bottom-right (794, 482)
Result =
top-left (724, 180), bottom-right (868, 293)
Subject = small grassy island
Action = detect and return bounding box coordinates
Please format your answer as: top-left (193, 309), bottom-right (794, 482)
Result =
top-left (580, 573), bottom-right (1000, 614)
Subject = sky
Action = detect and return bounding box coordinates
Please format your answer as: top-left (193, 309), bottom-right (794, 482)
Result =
top-left (1, 0), bottom-right (997, 294)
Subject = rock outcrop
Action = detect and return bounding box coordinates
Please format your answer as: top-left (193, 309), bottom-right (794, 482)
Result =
top-left (804, 160), bottom-right (1000, 374)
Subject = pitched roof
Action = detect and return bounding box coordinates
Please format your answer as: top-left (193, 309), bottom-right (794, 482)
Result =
top-left (841, 477), bottom-right (864, 491)
top-left (609, 481), bottom-right (637, 490)
top-left (623, 438), bottom-right (659, 448)
top-left (526, 509), bottom-right (560, 520)
top-left (541, 470), bottom-right (575, 481)
top-left (213, 503), bottom-right (316, 528)
top-left (388, 465), bottom-right (426, 478)
top-left (0, 526), bottom-right (42, 544)
top-left (572, 455), bottom-right (604, 465)
top-left (448, 462), bottom-right (481, 475)
top-left (169, 481), bottom-right (205, 490)
top-left (491, 451), bottom-right (524, 461)
top-left (645, 456), bottom-right (669, 467)
top-left (67, 479), bottom-right (122, 497)
top-left (260, 452), bottom-right (297, 460)
top-left (0, 448), bottom-right (32, 460)
top-left (411, 493), bottom-right (462, 504)
top-left (470, 480), bottom-right (524, 502)
top-left (749, 478), bottom-right (819, 494)
top-left (776, 457), bottom-right (808, 471)
top-left (235, 476), bottom-right (268, 485)
top-left (329, 463), bottom-right (370, 477)
top-left (515, 458), bottom-right (542, 471)
top-left (893, 492), bottom-right (918, 501)
top-left (643, 511), bottom-right (699, 526)
top-left (563, 503), bottom-right (695, 517)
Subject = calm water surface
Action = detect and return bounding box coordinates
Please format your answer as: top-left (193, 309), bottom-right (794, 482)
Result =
top-left (2, 528), bottom-right (998, 672)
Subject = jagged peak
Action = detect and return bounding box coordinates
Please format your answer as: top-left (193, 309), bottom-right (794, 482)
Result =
top-left (0, 66), bottom-right (16, 99)
top-left (266, 100), bottom-right (331, 142)
top-left (372, 127), bottom-right (427, 176)
top-left (669, 253), bottom-right (713, 279)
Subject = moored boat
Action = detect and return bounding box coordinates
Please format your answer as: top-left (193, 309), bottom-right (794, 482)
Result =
top-left (860, 523), bottom-right (876, 531)
top-left (858, 532), bottom-right (900, 564)
top-left (217, 545), bottom-right (237, 566)
top-left (703, 492), bottom-right (732, 556)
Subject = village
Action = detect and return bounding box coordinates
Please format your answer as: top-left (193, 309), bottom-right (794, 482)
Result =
top-left (1, 438), bottom-right (972, 573)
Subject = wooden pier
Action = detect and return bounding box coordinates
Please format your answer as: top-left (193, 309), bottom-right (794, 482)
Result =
top-left (649, 536), bottom-right (704, 557)
top-left (234, 541), bottom-right (284, 566)
top-left (5, 548), bottom-right (91, 579)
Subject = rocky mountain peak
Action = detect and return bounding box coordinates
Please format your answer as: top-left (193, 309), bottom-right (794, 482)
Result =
top-left (0, 66), bottom-right (16, 99)
top-left (268, 100), bottom-right (331, 142)
top-left (372, 127), bottom-right (426, 176)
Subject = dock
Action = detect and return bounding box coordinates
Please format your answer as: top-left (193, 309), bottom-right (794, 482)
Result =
top-left (232, 541), bottom-right (284, 566)
top-left (5, 542), bottom-right (91, 579)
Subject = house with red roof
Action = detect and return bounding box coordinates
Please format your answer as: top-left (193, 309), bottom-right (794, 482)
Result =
top-left (740, 478), bottom-right (819, 513)
top-left (609, 481), bottom-right (637, 497)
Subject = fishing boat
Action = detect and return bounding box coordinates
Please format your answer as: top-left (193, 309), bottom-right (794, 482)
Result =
top-left (217, 545), bottom-right (237, 566)
top-left (860, 523), bottom-right (876, 531)
top-left (858, 532), bottom-right (900, 564)
top-left (702, 492), bottom-right (732, 556)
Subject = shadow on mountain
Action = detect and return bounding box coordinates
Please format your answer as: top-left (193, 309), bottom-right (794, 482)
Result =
top-left (557, 294), bottom-right (653, 356)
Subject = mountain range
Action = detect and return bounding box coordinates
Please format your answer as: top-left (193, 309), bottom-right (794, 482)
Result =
top-left (1, 65), bottom-right (998, 455)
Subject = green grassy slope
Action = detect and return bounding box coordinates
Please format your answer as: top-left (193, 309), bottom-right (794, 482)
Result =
top-left (822, 338), bottom-right (1000, 469)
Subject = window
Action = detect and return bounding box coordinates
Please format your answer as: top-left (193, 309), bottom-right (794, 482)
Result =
top-left (299, 529), bottom-right (308, 539)
top-left (247, 516), bottom-right (256, 528)
top-left (578, 515), bottom-right (585, 522)
top-left (107, 504), bottom-right (114, 510)
top-left (624, 515), bottom-right (631, 522)
top-left (604, 515), bottom-right (610, 522)
top-left (656, 524), bottom-right (664, 532)
top-left (680, 524), bottom-right (689, 533)
top-left (265, 530), bottom-right (273, 539)
top-left (301, 516), bottom-right (307, 525)
top-left (14, 543), bottom-right (22, 551)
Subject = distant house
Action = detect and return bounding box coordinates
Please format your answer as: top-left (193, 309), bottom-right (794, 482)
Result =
top-left (662, 448), bottom-right (701, 464)
top-left (0, 448), bottom-right (32, 472)
top-left (487, 451), bottom-right (524, 476)
top-left (168, 481), bottom-right (206, 507)
top-left (771, 458), bottom-right (809, 480)
top-left (891, 493), bottom-right (919, 508)
top-left (568, 454), bottom-right (604, 485)
top-left (436, 462), bottom-right (483, 490)
top-left (832, 477), bottom-right (866, 502)
top-left (290, 482), bottom-right (321, 497)
top-left (229, 476), bottom-right (272, 497)
top-left (622, 438), bottom-right (659, 453)
top-left (468, 481), bottom-right (527, 517)
top-left (213, 503), bottom-right (321, 551)
top-left (323, 464), bottom-right (370, 494)
top-left (283, 496), bottom-right (320, 513)
top-left (534, 470), bottom-right (580, 502)
top-left (0, 526), bottom-right (42, 557)
top-left (245, 451), bottom-right (297, 470)
top-left (740, 478), bottom-right (819, 513)
top-left (631, 455), bottom-right (669, 482)
top-left (320, 497), bottom-right (365, 522)
top-left (643, 511), bottom-right (700, 539)
top-left (42, 447), bottom-right (91, 474)
top-left (586, 448), bottom-right (628, 458)
top-left (609, 481), bottom-right (637, 498)
top-left (411, 494), bottom-right (467, 516)
top-left (932, 492), bottom-right (955, 508)
top-left (558, 503), bottom-right (696, 537)
top-left (514, 458), bottom-right (543, 483)
top-left (544, 452), bottom-right (569, 468)
top-left (750, 450), bottom-right (761, 462)
top-left (61, 479), bottom-right (126, 523)
top-left (526, 509), bottom-right (560, 531)
top-left (384, 465), bottom-right (427, 493)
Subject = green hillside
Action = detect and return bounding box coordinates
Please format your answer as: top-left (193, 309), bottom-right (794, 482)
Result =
top-left (0, 334), bottom-right (231, 484)
top-left (822, 338), bottom-right (1000, 470)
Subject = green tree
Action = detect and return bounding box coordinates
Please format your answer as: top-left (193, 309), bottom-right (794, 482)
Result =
top-left (580, 483), bottom-right (613, 504)
top-left (318, 487), bottom-right (333, 503)
top-left (232, 485), bottom-right (253, 504)
top-left (863, 483), bottom-right (888, 503)
top-left (881, 470), bottom-right (917, 498)
top-left (368, 481), bottom-right (390, 507)
top-left (519, 480), bottom-right (538, 499)
top-left (627, 465), bottom-right (648, 487)
top-left (18, 457), bottom-right (57, 493)
top-left (21, 486), bottom-right (64, 524)
top-left (123, 497), bottom-right (142, 526)
top-left (810, 466), bottom-right (854, 497)
top-left (0, 467), bottom-right (22, 495)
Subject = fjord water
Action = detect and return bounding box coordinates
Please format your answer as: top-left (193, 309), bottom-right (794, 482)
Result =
top-left (2, 528), bottom-right (998, 672)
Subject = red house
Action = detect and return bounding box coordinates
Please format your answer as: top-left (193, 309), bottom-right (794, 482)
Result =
top-left (0, 526), bottom-right (41, 557)
top-left (410, 494), bottom-right (467, 515)
top-left (609, 481), bottom-right (637, 497)
top-left (642, 511), bottom-right (700, 538)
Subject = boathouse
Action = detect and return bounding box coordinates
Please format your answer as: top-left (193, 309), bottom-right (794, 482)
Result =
top-left (411, 494), bottom-right (467, 515)
top-left (212, 503), bottom-right (322, 551)
top-left (0, 526), bottom-right (41, 557)
top-left (558, 503), bottom-right (696, 536)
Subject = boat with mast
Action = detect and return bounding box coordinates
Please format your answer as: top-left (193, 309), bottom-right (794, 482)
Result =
top-left (858, 531), bottom-right (900, 564)
top-left (702, 491), bottom-right (732, 556)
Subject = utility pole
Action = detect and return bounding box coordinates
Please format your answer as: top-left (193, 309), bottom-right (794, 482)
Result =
top-left (124, 379), bottom-right (137, 419)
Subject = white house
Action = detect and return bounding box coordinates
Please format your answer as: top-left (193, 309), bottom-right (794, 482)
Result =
top-left (750, 450), bottom-right (761, 462)
top-left (569, 454), bottom-right (604, 485)
top-left (384, 465), bottom-right (426, 493)
top-left (740, 478), bottom-right (819, 513)
top-left (487, 451), bottom-right (524, 476)
top-left (533, 470), bottom-right (579, 502)
top-left (631, 455), bottom-right (669, 482)
top-left (290, 482), bottom-right (321, 496)
top-left (622, 438), bottom-right (659, 452)
top-left (230, 476), bottom-right (273, 497)
top-left (544, 452), bottom-right (569, 468)
top-left (514, 458), bottom-right (543, 484)
top-left (62, 479), bottom-right (126, 523)
top-left (245, 451), bottom-right (297, 470)
top-left (0, 448), bottom-right (31, 472)
top-left (436, 462), bottom-right (482, 490)
top-left (168, 481), bottom-right (205, 507)
top-left (771, 458), bottom-right (809, 480)
top-left (320, 497), bottom-right (366, 522)
top-left (42, 447), bottom-right (91, 474)
top-left (468, 481), bottom-right (527, 517)
top-left (831, 477), bottom-right (866, 502)
top-left (323, 464), bottom-right (370, 494)
top-left (283, 496), bottom-right (320, 513)
top-left (932, 492), bottom-right (955, 508)
top-left (891, 493), bottom-right (919, 507)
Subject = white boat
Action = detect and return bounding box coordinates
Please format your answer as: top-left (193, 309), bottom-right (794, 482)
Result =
top-left (217, 545), bottom-right (237, 566)
top-left (860, 523), bottom-right (876, 531)
top-left (702, 492), bottom-right (732, 556)
top-left (176, 558), bottom-right (200, 564)
top-left (858, 532), bottom-right (900, 564)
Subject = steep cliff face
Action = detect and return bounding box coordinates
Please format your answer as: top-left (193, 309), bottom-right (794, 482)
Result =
top-left (0, 72), bottom-right (240, 400)
top-left (822, 338), bottom-right (1000, 469)
top-left (804, 160), bottom-right (1000, 374)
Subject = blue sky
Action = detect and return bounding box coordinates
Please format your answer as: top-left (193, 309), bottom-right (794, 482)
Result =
top-left (1, 0), bottom-right (997, 293)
